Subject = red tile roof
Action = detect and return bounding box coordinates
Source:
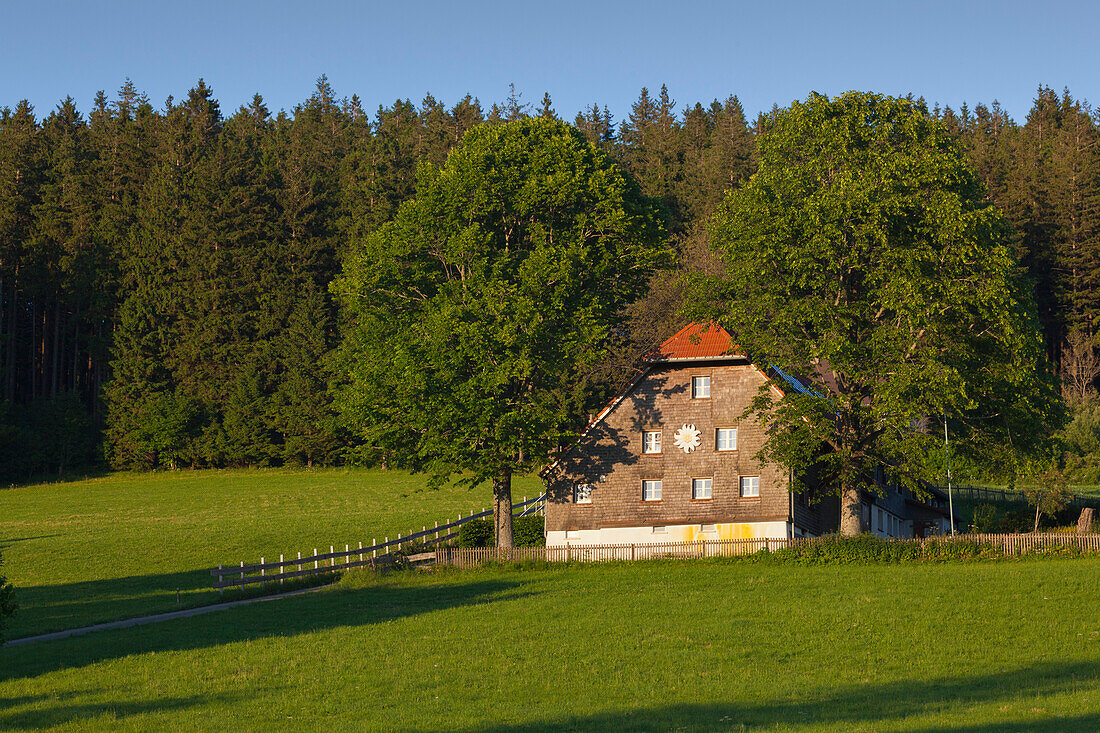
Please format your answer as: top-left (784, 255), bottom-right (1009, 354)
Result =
top-left (648, 322), bottom-right (744, 361)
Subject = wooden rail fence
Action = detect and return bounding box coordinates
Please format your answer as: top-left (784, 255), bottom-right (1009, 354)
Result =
top-left (435, 533), bottom-right (1100, 569)
top-left (210, 493), bottom-right (546, 590)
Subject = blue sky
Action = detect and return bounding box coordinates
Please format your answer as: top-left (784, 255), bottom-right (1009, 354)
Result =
top-left (2, 1), bottom-right (1097, 124)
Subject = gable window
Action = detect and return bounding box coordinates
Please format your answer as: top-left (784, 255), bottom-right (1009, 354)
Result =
top-left (692, 375), bottom-right (711, 399)
top-left (643, 430), bottom-right (662, 454)
top-left (692, 477), bottom-right (712, 500)
top-left (573, 483), bottom-right (593, 504)
top-left (739, 476), bottom-right (759, 498)
top-left (716, 428), bottom-right (738, 451)
top-left (643, 479), bottom-right (662, 501)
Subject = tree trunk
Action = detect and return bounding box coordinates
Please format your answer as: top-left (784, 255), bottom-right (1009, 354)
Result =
top-left (494, 470), bottom-right (514, 549)
top-left (839, 479), bottom-right (862, 536)
top-left (1078, 507), bottom-right (1095, 534)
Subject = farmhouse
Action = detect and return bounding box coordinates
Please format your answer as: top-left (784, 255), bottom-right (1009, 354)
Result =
top-left (543, 322), bottom-right (952, 546)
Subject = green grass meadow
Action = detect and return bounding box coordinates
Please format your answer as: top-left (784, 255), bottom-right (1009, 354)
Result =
top-left (0, 468), bottom-right (541, 638)
top-left (3, 470), bottom-right (1100, 731)
top-left (2, 558), bottom-right (1099, 731)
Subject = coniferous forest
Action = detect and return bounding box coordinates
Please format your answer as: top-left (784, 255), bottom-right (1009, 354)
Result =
top-left (1, 77), bottom-right (1098, 480)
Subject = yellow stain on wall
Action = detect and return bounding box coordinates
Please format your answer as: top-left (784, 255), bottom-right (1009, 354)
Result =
top-left (666, 525), bottom-right (695, 543)
top-left (711, 523), bottom-right (762, 540)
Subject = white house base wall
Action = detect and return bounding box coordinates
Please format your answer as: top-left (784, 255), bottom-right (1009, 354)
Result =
top-left (547, 521), bottom-right (791, 547)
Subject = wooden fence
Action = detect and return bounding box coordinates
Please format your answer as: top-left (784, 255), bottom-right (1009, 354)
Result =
top-left (434, 532), bottom-right (1100, 569)
top-left (210, 493), bottom-right (546, 590)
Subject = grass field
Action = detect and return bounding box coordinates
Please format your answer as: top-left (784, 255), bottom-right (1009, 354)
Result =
top-left (0, 468), bottom-right (542, 638)
top-left (2, 557), bottom-right (1098, 731)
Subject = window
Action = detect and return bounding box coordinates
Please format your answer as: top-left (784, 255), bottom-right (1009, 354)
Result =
top-left (643, 430), bottom-right (662, 454)
top-left (877, 508), bottom-right (883, 532)
top-left (573, 483), bottom-right (593, 504)
top-left (716, 428), bottom-right (738, 451)
top-left (643, 479), bottom-right (662, 501)
top-left (692, 375), bottom-right (711, 399)
top-left (700, 524), bottom-right (717, 533)
top-left (692, 477), bottom-right (712, 500)
top-left (739, 476), bottom-right (759, 498)
top-left (565, 530), bottom-right (580, 539)
top-left (652, 525), bottom-right (667, 534)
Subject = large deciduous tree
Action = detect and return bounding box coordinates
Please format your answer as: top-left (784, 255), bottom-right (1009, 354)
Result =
top-left (333, 118), bottom-right (667, 547)
top-left (705, 91), bottom-right (1062, 535)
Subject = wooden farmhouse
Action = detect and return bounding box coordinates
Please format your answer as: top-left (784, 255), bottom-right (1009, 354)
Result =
top-left (542, 323), bottom-right (953, 546)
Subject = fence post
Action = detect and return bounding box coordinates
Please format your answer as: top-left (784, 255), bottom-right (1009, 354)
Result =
top-left (358, 541), bottom-right (363, 564)
top-left (330, 545), bottom-right (335, 568)
top-left (239, 561), bottom-right (244, 591)
top-left (314, 549), bottom-right (318, 570)
top-left (279, 554), bottom-right (283, 585)
top-left (373, 538), bottom-right (377, 559)
top-left (298, 551), bottom-right (302, 576)
top-left (218, 564), bottom-right (223, 596)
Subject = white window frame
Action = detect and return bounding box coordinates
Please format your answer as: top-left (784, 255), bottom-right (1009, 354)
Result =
top-left (692, 477), bottom-right (713, 500)
top-left (691, 375), bottom-right (711, 399)
top-left (739, 476), bottom-right (760, 498)
top-left (642, 430), bottom-right (662, 454)
top-left (716, 428), bottom-right (738, 451)
top-left (700, 524), bottom-right (717, 533)
top-left (643, 479), bottom-right (662, 501)
top-left (573, 483), bottom-right (593, 504)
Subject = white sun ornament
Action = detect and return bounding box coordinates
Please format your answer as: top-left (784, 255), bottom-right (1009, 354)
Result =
top-left (673, 424), bottom-right (702, 453)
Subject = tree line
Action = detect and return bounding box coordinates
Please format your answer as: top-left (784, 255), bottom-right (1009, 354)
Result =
top-left (0, 78), bottom-right (1096, 479)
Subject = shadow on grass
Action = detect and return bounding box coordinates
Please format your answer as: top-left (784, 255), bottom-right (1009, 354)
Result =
top-left (422, 660), bottom-right (1100, 733)
top-left (0, 577), bottom-right (528, 684)
top-left (0, 690), bottom-right (241, 731)
top-left (5, 568), bottom-right (219, 639)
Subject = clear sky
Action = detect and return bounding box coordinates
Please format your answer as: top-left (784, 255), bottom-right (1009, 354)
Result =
top-left (2, 0), bottom-right (1097, 124)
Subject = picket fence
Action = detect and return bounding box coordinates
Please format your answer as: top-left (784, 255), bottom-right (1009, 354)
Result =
top-left (210, 493), bottom-right (546, 590)
top-left (435, 532), bottom-right (1100, 569)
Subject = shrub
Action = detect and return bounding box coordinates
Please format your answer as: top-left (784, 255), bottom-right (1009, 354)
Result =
top-left (970, 503), bottom-right (1000, 533)
top-left (765, 534), bottom-right (999, 565)
top-left (0, 550), bottom-right (16, 644)
top-left (513, 515), bottom-right (545, 546)
top-left (458, 519), bottom-right (494, 548)
top-left (457, 516), bottom-right (545, 547)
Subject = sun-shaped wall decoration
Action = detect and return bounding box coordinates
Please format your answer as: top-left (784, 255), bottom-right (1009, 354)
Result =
top-left (673, 424), bottom-right (701, 453)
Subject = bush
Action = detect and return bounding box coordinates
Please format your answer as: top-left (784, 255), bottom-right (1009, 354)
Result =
top-left (970, 503), bottom-right (1000, 533)
top-left (513, 515), bottom-right (545, 546)
top-left (0, 550), bottom-right (16, 644)
top-left (457, 516), bottom-right (545, 547)
top-left (766, 534), bottom-right (997, 565)
top-left (458, 519), bottom-right (494, 548)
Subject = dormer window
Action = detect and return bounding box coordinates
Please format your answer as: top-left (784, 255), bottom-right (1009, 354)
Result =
top-left (692, 375), bottom-right (710, 398)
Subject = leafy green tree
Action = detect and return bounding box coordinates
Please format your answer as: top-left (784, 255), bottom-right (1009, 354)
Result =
top-left (1023, 469), bottom-right (1072, 531)
top-left (705, 91), bottom-right (1062, 535)
top-left (333, 118), bottom-right (667, 546)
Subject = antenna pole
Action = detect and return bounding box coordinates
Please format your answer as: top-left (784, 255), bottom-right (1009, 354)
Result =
top-left (945, 417), bottom-right (955, 536)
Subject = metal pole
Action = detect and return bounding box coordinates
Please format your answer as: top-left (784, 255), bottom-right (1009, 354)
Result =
top-left (945, 417), bottom-right (955, 536)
